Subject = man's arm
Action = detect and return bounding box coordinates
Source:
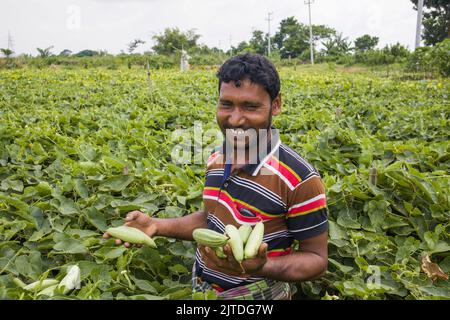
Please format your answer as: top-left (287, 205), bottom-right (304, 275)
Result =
top-left (104, 210), bottom-right (209, 245)
top-left (253, 231), bottom-right (328, 282)
top-left (153, 210), bottom-right (209, 240)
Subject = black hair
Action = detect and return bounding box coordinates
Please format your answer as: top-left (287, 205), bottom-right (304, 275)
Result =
top-left (216, 53), bottom-right (280, 101)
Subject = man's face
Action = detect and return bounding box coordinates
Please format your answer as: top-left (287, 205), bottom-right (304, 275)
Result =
top-left (216, 78), bottom-right (281, 154)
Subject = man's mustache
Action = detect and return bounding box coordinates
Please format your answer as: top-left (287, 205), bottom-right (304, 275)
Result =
top-left (223, 126), bottom-right (253, 131)
top-left (223, 127), bottom-right (271, 132)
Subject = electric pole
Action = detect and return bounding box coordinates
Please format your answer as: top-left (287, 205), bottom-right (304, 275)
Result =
top-left (266, 12), bottom-right (273, 57)
top-left (415, 0), bottom-right (424, 49)
top-left (7, 31), bottom-right (14, 51)
top-left (305, 0), bottom-right (314, 65)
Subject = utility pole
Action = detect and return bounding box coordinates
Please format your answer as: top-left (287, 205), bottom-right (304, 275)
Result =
top-left (305, 0), bottom-right (314, 64)
top-left (266, 12), bottom-right (273, 57)
top-left (7, 31), bottom-right (14, 51)
top-left (415, 0), bottom-right (424, 49)
top-left (229, 34), bottom-right (233, 56)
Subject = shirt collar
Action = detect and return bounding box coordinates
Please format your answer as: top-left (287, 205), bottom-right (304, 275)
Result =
top-left (218, 127), bottom-right (281, 176)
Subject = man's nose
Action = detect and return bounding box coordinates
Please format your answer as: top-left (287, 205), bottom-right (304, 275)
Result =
top-left (228, 107), bottom-right (245, 127)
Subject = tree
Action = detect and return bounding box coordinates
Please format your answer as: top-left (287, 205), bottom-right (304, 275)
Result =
top-left (59, 49), bottom-right (72, 56)
top-left (0, 48), bottom-right (14, 58)
top-left (36, 46), bottom-right (54, 58)
top-left (273, 17), bottom-right (336, 58)
top-left (249, 30), bottom-right (267, 55)
top-left (411, 0), bottom-right (450, 45)
top-left (127, 39), bottom-right (145, 53)
top-left (354, 34), bottom-right (379, 52)
top-left (230, 41), bottom-right (252, 54)
top-left (321, 32), bottom-right (352, 57)
top-left (383, 42), bottom-right (410, 58)
top-left (152, 28), bottom-right (200, 55)
top-left (312, 25), bottom-right (337, 42)
top-left (273, 17), bottom-right (309, 58)
top-left (74, 50), bottom-right (99, 57)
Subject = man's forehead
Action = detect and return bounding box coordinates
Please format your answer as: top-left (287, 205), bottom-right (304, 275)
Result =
top-left (221, 78), bottom-right (255, 88)
top-left (219, 79), bottom-right (269, 98)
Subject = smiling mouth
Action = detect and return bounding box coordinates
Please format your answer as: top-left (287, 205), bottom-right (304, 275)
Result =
top-left (227, 128), bottom-right (249, 136)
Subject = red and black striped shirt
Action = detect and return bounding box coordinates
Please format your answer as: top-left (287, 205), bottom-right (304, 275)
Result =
top-left (194, 132), bottom-right (328, 292)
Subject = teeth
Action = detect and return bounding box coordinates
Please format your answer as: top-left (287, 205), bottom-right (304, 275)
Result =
top-left (230, 129), bottom-right (246, 136)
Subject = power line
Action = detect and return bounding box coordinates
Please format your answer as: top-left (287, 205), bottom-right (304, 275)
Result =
top-left (265, 12), bottom-right (273, 57)
top-left (305, 0), bottom-right (314, 65)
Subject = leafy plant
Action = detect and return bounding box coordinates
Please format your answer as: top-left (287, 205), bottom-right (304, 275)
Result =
top-left (0, 65), bottom-right (448, 300)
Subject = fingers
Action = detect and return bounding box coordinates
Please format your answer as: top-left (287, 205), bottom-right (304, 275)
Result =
top-left (223, 244), bottom-right (236, 263)
top-left (125, 211), bottom-right (142, 222)
top-left (205, 246), bottom-right (222, 265)
top-left (199, 246), bottom-right (220, 267)
top-left (198, 245), bottom-right (208, 263)
top-left (104, 211), bottom-right (147, 249)
top-left (258, 242), bottom-right (268, 258)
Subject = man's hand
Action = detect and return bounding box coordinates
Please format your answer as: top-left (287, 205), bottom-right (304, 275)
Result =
top-left (199, 243), bottom-right (268, 278)
top-left (102, 211), bottom-right (157, 248)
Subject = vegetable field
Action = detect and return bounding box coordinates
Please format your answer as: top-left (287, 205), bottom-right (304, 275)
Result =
top-left (0, 65), bottom-right (449, 299)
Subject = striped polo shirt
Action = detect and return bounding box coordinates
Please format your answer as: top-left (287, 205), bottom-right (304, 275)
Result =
top-left (193, 131), bottom-right (328, 292)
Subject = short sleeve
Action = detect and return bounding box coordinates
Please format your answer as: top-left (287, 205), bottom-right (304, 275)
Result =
top-left (286, 175), bottom-right (328, 240)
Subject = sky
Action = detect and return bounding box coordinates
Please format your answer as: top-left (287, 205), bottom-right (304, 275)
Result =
top-left (1, 0), bottom-right (420, 56)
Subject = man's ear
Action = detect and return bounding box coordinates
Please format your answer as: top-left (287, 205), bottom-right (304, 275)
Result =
top-left (271, 94), bottom-right (281, 116)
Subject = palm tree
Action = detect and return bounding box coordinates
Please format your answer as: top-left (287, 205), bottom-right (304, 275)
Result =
top-left (36, 46), bottom-right (54, 58)
top-left (321, 32), bottom-right (352, 57)
top-left (0, 48), bottom-right (14, 58)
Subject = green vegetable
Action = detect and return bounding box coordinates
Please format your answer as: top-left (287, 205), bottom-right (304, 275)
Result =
top-left (192, 228), bottom-right (229, 247)
top-left (244, 221), bottom-right (264, 259)
top-left (225, 225), bottom-right (243, 263)
top-left (106, 226), bottom-right (157, 248)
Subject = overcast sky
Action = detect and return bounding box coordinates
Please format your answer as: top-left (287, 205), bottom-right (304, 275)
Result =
top-left (1, 0), bottom-right (419, 55)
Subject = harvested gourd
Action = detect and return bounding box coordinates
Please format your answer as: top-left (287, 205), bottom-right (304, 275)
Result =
top-left (106, 225), bottom-right (157, 248)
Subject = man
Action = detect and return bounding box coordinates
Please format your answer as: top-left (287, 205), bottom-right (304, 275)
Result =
top-left (104, 53), bottom-right (328, 300)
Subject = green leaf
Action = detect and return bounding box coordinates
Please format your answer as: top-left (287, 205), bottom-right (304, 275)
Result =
top-left (74, 179), bottom-right (89, 199)
top-left (424, 231), bottom-right (439, 250)
top-left (439, 256), bottom-right (450, 273)
top-left (337, 215), bottom-right (361, 229)
top-left (328, 220), bottom-right (349, 240)
top-left (36, 181), bottom-right (52, 196)
top-left (53, 233), bottom-right (88, 254)
top-left (0, 194), bottom-right (29, 212)
top-left (77, 261), bottom-right (112, 287)
top-left (365, 200), bottom-right (387, 232)
top-left (395, 237), bottom-right (420, 262)
top-left (84, 207), bottom-right (107, 231)
top-left (168, 264), bottom-right (189, 275)
top-left (133, 278), bottom-right (158, 294)
top-left (429, 242), bottom-right (450, 255)
top-left (328, 258), bottom-right (354, 273)
top-left (94, 246), bottom-right (127, 260)
top-left (51, 195), bottom-right (79, 216)
top-left (99, 175), bottom-right (134, 192)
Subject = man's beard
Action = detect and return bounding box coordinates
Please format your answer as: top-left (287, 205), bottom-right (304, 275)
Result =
top-left (223, 106), bottom-right (273, 164)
